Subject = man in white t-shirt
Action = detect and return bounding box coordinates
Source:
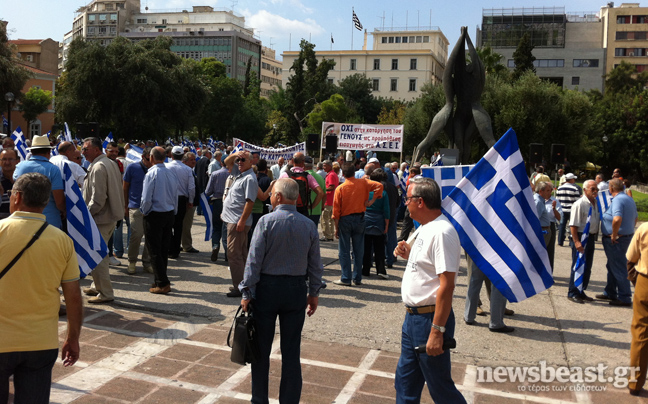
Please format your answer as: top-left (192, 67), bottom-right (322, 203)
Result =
top-left (393, 176), bottom-right (466, 404)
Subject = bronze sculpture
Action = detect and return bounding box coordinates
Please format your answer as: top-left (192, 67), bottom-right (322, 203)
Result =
top-left (413, 27), bottom-right (496, 165)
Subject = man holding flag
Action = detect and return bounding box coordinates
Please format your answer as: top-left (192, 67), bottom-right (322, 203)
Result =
top-left (567, 180), bottom-right (600, 304)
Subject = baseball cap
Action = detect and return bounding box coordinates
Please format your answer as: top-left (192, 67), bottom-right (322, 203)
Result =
top-left (171, 146), bottom-right (184, 155)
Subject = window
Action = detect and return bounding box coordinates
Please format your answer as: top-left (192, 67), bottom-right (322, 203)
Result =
top-left (110, 14), bottom-right (117, 21)
top-left (615, 48), bottom-right (626, 56)
top-left (416, 36), bottom-right (422, 43)
top-left (532, 59), bottom-right (564, 68)
top-left (423, 36), bottom-right (429, 43)
top-left (572, 77), bottom-right (580, 86)
top-left (99, 14), bottom-right (107, 21)
top-left (327, 78), bottom-right (334, 85)
top-left (88, 14), bottom-right (96, 22)
top-left (136, 18), bottom-right (147, 23)
top-left (573, 59), bottom-right (599, 67)
top-left (507, 59), bottom-right (515, 68)
top-left (372, 79), bottom-right (379, 91)
top-left (402, 36), bottom-right (408, 43)
top-left (388, 36), bottom-right (394, 43)
top-left (390, 78), bottom-right (397, 91)
top-left (617, 16), bottom-right (631, 24)
top-left (391, 59), bottom-right (398, 70)
top-left (410, 58), bottom-right (417, 70)
top-left (30, 122), bottom-right (41, 139)
top-left (350, 59), bottom-right (357, 70)
top-left (409, 79), bottom-right (416, 91)
top-left (26, 54), bottom-right (33, 62)
top-left (381, 37), bottom-right (387, 43)
top-left (409, 36), bottom-right (415, 43)
top-left (373, 59), bottom-right (380, 70)
top-left (395, 36), bottom-right (401, 43)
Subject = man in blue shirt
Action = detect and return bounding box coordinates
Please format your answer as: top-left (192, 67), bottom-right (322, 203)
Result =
top-left (598, 178), bottom-right (638, 306)
top-left (239, 178), bottom-right (323, 404)
top-left (141, 146), bottom-right (178, 294)
top-left (13, 135), bottom-right (66, 229)
top-left (205, 164), bottom-right (230, 262)
top-left (534, 181), bottom-right (559, 251)
top-left (165, 146), bottom-right (195, 259)
top-left (123, 147), bottom-right (153, 274)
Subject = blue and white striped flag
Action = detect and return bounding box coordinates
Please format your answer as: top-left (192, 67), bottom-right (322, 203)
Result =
top-left (232, 142), bottom-right (244, 153)
top-left (51, 142), bottom-right (60, 156)
top-left (597, 189), bottom-right (612, 214)
top-left (399, 167), bottom-right (409, 203)
top-left (168, 137), bottom-right (175, 146)
top-left (126, 144), bottom-right (143, 163)
top-left (64, 122), bottom-right (73, 142)
top-left (198, 192), bottom-right (213, 241)
top-left (442, 128), bottom-right (553, 302)
top-left (102, 132), bottom-right (114, 151)
top-left (2, 114), bottom-right (7, 128)
top-left (64, 164), bottom-right (108, 278)
top-left (572, 206), bottom-right (592, 293)
top-left (422, 164), bottom-right (475, 199)
top-left (10, 127), bottom-right (28, 161)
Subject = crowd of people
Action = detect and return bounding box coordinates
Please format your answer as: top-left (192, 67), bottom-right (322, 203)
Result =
top-left (2, 133), bottom-right (648, 402)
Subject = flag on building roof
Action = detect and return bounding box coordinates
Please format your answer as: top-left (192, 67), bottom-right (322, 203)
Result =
top-left (441, 128), bottom-right (553, 303)
top-left (597, 189), bottom-right (612, 214)
top-left (64, 163), bottom-right (108, 278)
top-left (422, 164), bottom-right (475, 199)
top-left (572, 206), bottom-right (592, 293)
top-left (331, 34), bottom-right (334, 44)
top-left (198, 192), bottom-right (213, 241)
top-left (352, 9), bottom-right (363, 30)
top-left (10, 127), bottom-right (27, 161)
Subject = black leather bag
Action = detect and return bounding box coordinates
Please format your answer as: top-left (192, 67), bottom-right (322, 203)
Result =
top-left (227, 305), bottom-right (261, 365)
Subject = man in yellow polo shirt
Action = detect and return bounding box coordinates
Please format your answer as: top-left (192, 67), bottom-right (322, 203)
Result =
top-left (0, 172), bottom-right (83, 404)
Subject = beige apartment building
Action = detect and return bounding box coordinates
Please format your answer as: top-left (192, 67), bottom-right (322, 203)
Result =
top-left (601, 2), bottom-right (648, 74)
top-left (281, 28), bottom-right (449, 102)
top-left (260, 46), bottom-right (282, 98)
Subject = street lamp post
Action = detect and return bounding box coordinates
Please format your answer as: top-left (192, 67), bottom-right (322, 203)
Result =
top-left (4, 92), bottom-right (14, 134)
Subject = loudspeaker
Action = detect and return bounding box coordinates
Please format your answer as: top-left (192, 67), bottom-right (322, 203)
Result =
top-left (439, 148), bottom-right (460, 166)
top-left (551, 144), bottom-right (565, 165)
top-left (307, 134), bottom-right (319, 154)
top-left (88, 122), bottom-right (100, 137)
top-left (325, 135), bottom-right (338, 154)
top-left (76, 122), bottom-right (87, 137)
top-left (529, 143), bottom-right (543, 165)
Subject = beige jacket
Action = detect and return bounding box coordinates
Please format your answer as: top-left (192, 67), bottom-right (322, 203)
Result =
top-left (83, 154), bottom-right (124, 224)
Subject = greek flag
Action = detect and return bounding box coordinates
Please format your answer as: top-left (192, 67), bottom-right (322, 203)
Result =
top-left (10, 127), bottom-right (28, 161)
top-left (64, 164), bottom-right (108, 278)
top-left (572, 206), bottom-right (592, 293)
top-left (352, 9), bottom-right (363, 30)
top-left (168, 137), bottom-right (175, 146)
top-left (422, 164), bottom-right (475, 199)
top-left (64, 122), bottom-right (73, 142)
top-left (126, 144), bottom-right (143, 163)
top-left (198, 192), bottom-right (213, 241)
top-left (102, 132), bottom-right (114, 151)
top-left (2, 114), bottom-right (7, 128)
top-left (51, 141), bottom-right (60, 156)
top-left (232, 142), bottom-right (244, 153)
top-left (442, 128), bottom-right (553, 303)
top-left (597, 189), bottom-right (612, 214)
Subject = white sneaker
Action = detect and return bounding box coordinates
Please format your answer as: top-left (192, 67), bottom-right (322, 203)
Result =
top-left (127, 262), bottom-right (136, 274)
top-left (110, 256), bottom-right (122, 266)
top-left (378, 273), bottom-right (389, 280)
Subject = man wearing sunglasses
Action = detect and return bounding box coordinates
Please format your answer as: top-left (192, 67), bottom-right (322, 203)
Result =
top-left (221, 150), bottom-right (258, 297)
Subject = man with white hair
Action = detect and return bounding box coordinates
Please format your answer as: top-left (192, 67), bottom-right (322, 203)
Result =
top-left (50, 141), bottom-right (86, 189)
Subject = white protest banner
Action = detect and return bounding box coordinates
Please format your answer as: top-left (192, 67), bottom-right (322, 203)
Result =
top-left (320, 122), bottom-right (404, 152)
top-left (233, 138), bottom-right (306, 165)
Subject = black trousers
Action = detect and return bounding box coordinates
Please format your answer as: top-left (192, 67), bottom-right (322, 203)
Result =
top-left (363, 233), bottom-right (386, 276)
top-left (0, 348), bottom-right (58, 404)
top-left (398, 208), bottom-right (414, 242)
top-left (144, 210), bottom-right (175, 287)
top-left (170, 196), bottom-right (188, 256)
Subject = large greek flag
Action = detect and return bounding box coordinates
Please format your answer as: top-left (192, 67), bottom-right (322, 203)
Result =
top-left (572, 206), bottom-right (592, 293)
top-left (422, 165), bottom-right (475, 199)
top-left (64, 122), bottom-right (73, 142)
top-left (198, 192), bottom-right (213, 241)
top-left (102, 132), bottom-right (114, 151)
top-left (64, 164), bottom-right (108, 278)
top-left (126, 144), bottom-right (143, 163)
top-left (597, 189), bottom-right (612, 214)
top-left (10, 127), bottom-right (27, 161)
top-left (442, 128), bottom-right (553, 302)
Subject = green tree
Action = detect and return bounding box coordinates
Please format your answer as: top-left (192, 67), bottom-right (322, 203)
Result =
top-left (512, 33), bottom-right (536, 80)
top-left (337, 73), bottom-right (380, 123)
top-left (284, 40), bottom-right (336, 143)
top-left (377, 101), bottom-right (406, 125)
top-left (305, 94), bottom-right (351, 135)
top-left (0, 22), bottom-right (32, 112)
top-left (605, 61), bottom-right (648, 94)
top-left (476, 46), bottom-right (508, 78)
top-left (19, 87), bottom-right (53, 130)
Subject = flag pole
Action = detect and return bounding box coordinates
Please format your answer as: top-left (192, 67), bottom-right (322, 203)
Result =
top-left (351, 7), bottom-right (354, 50)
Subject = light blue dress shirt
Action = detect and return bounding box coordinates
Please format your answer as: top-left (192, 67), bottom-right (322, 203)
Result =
top-left (13, 155), bottom-right (64, 228)
top-left (140, 163), bottom-right (178, 216)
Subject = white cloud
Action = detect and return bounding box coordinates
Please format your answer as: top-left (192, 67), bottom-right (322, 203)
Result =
top-left (245, 9), bottom-right (323, 39)
top-left (265, 0), bottom-right (313, 14)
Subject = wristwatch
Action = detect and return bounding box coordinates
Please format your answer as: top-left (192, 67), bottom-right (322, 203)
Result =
top-left (431, 324), bottom-right (446, 333)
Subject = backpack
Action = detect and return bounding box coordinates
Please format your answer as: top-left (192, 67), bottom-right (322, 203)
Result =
top-left (288, 168), bottom-right (312, 216)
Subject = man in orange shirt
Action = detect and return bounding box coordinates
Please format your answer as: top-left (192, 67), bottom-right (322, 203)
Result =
top-left (332, 162), bottom-right (383, 286)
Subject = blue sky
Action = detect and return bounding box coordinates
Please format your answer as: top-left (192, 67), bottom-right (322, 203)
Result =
top-left (4, 0), bottom-right (617, 60)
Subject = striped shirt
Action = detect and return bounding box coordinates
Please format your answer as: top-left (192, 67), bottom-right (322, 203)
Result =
top-left (555, 182), bottom-right (581, 213)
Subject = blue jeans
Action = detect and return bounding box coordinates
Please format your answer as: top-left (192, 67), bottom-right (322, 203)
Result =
top-left (309, 214), bottom-right (320, 227)
top-left (568, 233), bottom-right (595, 297)
top-left (338, 214), bottom-right (365, 283)
top-left (252, 275), bottom-right (307, 404)
top-left (395, 310), bottom-right (466, 404)
top-left (113, 217), bottom-right (130, 257)
top-left (602, 236), bottom-right (633, 303)
top-left (0, 348), bottom-right (58, 404)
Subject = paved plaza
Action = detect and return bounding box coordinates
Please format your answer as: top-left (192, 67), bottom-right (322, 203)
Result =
top-left (7, 218), bottom-right (648, 403)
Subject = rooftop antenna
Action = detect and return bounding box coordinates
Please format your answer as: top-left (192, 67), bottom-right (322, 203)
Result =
top-left (382, 11), bottom-right (385, 30)
top-left (230, 0), bottom-right (238, 11)
top-left (269, 37), bottom-right (275, 49)
top-left (417, 10), bottom-right (420, 30)
top-left (406, 10), bottom-right (408, 30)
top-left (429, 9), bottom-right (432, 27)
top-left (391, 12), bottom-right (394, 30)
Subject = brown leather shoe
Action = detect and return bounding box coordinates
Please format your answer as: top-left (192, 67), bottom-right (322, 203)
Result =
top-left (149, 284), bottom-right (171, 294)
top-left (87, 296), bottom-right (114, 304)
top-left (83, 287), bottom-right (99, 296)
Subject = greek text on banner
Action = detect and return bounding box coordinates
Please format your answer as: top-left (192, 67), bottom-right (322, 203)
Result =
top-left (320, 122), bottom-right (404, 152)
